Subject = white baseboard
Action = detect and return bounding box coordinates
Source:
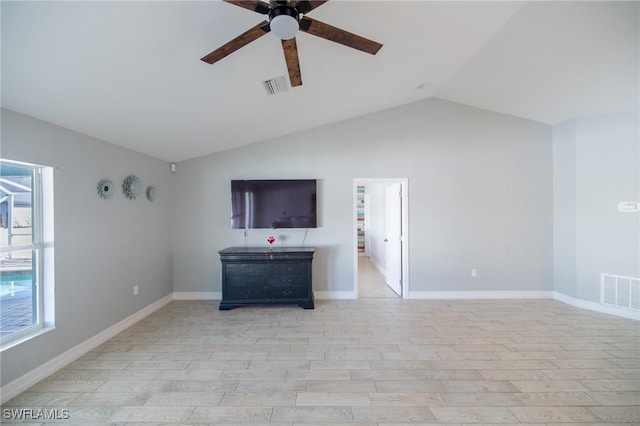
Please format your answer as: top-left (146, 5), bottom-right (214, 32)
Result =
top-left (172, 291), bottom-right (221, 300)
top-left (553, 291), bottom-right (640, 321)
top-left (314, 291), bottom-right (356, 300)
top-left (408, 290), bottom-right (554, 300)
top-left (0, 294), bottom-right (173, 404)
top-left (369, 258), bottom-right (386, 276)
top-left (172, 291), bottom-right (356, 301)
top-left (407, 290), bottom-right (638, 320)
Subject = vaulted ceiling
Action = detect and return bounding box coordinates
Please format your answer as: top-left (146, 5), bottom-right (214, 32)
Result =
top-left (2, 1), bottom-right (638, 162)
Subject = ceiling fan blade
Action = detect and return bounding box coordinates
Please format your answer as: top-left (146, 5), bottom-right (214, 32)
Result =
top-left (201, 21), bottom-right (270, 64)
top-left (224, 0), bottom-right (270, 15)
top-left (294, 1), bottom-right (328, 14)
top-left (281, 38), bottom-right (302, 87)
top-left (299, 17), bottom-right (382, 55)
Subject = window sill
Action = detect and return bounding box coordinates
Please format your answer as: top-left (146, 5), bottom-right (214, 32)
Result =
top-left (0, 326), bottom-right (55, 352)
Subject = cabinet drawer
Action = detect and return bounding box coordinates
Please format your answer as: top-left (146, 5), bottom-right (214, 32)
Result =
top-left (225, 263), bottom-right (266, 276)
top-left (270, 263), bottom-right (308, 276)
top-left (225, 273), bottom-right (262, 287)
top-left (265, 286), bottom-right (309, 300)
top-left (225, 284), bottom-right (264, 300)
top-left (266, 276), bottom-right (308, 287)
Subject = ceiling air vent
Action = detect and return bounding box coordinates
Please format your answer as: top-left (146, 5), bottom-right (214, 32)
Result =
top-left (263, 76), bottom-right (288, 95)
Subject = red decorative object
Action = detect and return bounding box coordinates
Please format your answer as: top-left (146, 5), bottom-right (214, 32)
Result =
top-left (267, 236), bottom-right (275, 246)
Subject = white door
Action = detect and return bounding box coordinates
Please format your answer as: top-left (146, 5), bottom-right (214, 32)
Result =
top-left (385, 183), bottom-right (402, 296)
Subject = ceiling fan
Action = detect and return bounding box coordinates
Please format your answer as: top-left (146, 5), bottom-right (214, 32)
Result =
top-left (201, 0), bottom-right (383, 87)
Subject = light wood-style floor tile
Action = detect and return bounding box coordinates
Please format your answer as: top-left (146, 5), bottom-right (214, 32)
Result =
top-left (431, 406), bottom-right (518, 423)
top-left (588, 405), bottom-right (640, 422)
top-left (305, 380), bottom-right (376, 393)
top-left (69, 392), bottom-right (150, 407)
top-left (220, 391), bottom-right (296, 406)
top-left (189, 406), bottom-right (273, 423)
top-left (271, 406), bottom-right (353, 423)
top-left (442, 392), bottom-right (524, 407)
top-left (144, 391), bottom-right (224, 406)
top-left (510, 380), bottom-right (590, 392)
top-left (93, 380), bottom-right (169, 393)
top-left (508, 406), bottom-right (605, 423)
top-left (164, 379), bottom-right (238, 392)
top-left (28, 380), bottom-right (105, 393)
top-left (296, 392), bottom-right (370, 406)
top-left (579, 379), bottom-right (640, 392)
top-left (587, 390), bottom-right (640, 405)
top-left (513, 391), bottom-right (600, 406)
top-left (351, 405), bottom-right (436, 422)
top-left (443, 380), bottom-right (519, 393)
top-left (2, 392), bottom-right (80, 407)
top-left (369, 391), bottom-right (446, 407)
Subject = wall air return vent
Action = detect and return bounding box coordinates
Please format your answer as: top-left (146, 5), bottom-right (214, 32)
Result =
top-left (601, 274), bottom-right (640, 311)
top-left (263, 76), bottom-right (288, 95)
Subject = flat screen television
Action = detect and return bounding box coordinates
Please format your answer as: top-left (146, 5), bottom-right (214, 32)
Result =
top-left (231, 179), bottom-right (317, 229)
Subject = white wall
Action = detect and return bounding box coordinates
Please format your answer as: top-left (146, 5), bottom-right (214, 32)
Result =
top-left (365, 183), bottom-right (386, 271)
top-left (0, 109), bottom-right (173, 386)
top-left (553, 111), bottom-right (640, 302)
top-left (171, 98), bottom-right (553, 296)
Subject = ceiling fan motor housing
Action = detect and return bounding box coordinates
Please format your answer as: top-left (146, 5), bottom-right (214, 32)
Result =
top-left (269, 1), bottom-right (300, 40)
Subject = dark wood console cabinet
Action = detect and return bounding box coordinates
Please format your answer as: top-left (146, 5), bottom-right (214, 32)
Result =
top-left (219, 247), bottom-right (315, 310)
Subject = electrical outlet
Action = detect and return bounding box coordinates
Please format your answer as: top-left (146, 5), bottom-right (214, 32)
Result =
top-left (133, 285), bottom-right (139, 296)
top-left (471, 269), bottom-right (477, 278)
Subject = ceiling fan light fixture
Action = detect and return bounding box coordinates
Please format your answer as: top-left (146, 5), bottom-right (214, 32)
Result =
top-left (269, 6), bottom-right (299, 40)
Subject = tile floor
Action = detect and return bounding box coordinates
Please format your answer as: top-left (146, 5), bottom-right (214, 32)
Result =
top-left (2, 297), bottom-right (639, 425)
top-left (357, 257), bottom-right (399, 299)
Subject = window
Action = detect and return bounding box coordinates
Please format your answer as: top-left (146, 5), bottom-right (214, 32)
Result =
top-left (0, 160), bottom-right (51, 346)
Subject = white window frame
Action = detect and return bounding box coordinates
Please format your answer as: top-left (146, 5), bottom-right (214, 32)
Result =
top-left (0, 159), bottom-right (52, 348)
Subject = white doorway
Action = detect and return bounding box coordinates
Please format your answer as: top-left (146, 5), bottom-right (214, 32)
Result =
top-left (353, 178), bottom-right (409, 298)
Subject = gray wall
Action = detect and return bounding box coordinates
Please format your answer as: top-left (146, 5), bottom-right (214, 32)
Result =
top-left (0, 109), bottom-right (173, 386)
top-left (553, 111), bottom-right (640, 302)
top-left (171, 98), bottom-right (553, 295)
top-left (553, 120), bottom-right (578, 297)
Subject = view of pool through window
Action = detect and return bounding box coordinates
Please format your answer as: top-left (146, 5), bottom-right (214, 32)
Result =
top-left (0, 272), bottom-right (32, 297)
top-left (1, 160), bottom-right (42, 343)
top-left (0, 271), bottom-right (34, 338)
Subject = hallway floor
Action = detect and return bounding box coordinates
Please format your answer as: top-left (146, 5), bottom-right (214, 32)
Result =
top-left (357, 256), bottom-right (399, 299)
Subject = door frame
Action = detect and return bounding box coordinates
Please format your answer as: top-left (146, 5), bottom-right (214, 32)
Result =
top-left (353, 178), bottom-right (409, 299)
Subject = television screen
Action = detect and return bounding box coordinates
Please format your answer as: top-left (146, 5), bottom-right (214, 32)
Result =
top-left (231, 180), bottom-right (317, 229)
